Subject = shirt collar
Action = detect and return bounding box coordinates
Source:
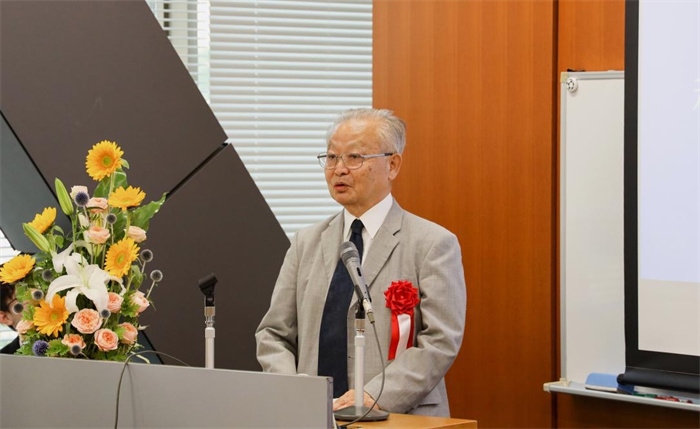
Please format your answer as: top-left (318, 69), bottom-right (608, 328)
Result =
top-left (342, 193), bottom-right (393, 240)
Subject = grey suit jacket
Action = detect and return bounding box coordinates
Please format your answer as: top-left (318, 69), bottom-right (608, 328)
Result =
top-left (255, 200), bottom-right (466, 416)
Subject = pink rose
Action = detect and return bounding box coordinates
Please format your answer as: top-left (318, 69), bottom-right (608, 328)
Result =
top-left (61, 333), bottom-right (86, 350)
top-left (127, 226), bottom-right (147, 243)
top-left (94, 329), bottom-right (119, 351)
top-left (87, 197), bottom-right (109, 214)
top-left (86, 225), bottom-right (110, 244)
top-left (118, 322), bottom-right (138, 344)
top-left (130, 291), bottom-right (150, 314)
top-left (15, 319), bottom-right (34, 335)
top-left (107, 292), bottom-right (124, 314)
top-left (384, 280), bottom-right (420, 315)
top-left (71, 308), bottom-right (102, 334)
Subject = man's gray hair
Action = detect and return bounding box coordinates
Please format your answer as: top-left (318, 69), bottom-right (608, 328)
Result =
top-left (326, 108), bottom-right (406, 154)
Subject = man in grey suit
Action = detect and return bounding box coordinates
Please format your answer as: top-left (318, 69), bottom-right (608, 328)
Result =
top-left (255, 108), bottom-right (466, 417)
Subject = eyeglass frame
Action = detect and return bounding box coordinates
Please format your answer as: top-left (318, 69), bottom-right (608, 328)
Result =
top-left (317, 152), bottom-right (395, 170)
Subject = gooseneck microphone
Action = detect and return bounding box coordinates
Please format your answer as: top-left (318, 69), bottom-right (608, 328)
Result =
top-left (335, 242), bottom-right (389, 423)
top-left (340, 241), bottom-right (374, 323)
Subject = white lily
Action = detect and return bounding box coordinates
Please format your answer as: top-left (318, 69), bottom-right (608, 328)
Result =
top-left (46, 250), bottom-right (123, 313)
top-left (51, 243), bottom-right (75, 273)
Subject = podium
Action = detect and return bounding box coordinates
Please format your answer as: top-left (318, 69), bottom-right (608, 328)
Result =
top-left (353, 413), bottom-right (477, 428)
top-left (0, 355), bottom-right (333, 428)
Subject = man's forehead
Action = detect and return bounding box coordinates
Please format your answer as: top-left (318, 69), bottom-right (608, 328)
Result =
top-left (329, 120), bottom-right (380, 148)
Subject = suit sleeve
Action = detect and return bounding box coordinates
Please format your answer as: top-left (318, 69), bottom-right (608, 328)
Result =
top-left (364, 230), bottom-right (467, 413)
top-left (255, 234), bottom-right (301, 374)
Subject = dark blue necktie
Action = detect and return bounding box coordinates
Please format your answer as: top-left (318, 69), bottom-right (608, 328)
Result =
top-left (318, 219), bottom-right (364, 398)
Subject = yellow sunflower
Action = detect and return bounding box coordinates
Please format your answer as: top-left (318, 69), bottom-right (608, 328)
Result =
top-left (33, 295), bottom-right (69, 337)
top-left (86, 140), bottom-right (124, 181)
top-left (27, 207), bottom-right (56, 234)
top-left (105, 237), bottom-right (140, 277)
top-left (0, 254), bottom-right (35, 283)
top-left (108, 186), bottom-right (146, 211)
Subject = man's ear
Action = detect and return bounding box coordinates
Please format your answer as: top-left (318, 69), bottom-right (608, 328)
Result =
top-left (0, 310), bottom-right (13, 326)
top-left (388, 153), bottom-right (402, 180)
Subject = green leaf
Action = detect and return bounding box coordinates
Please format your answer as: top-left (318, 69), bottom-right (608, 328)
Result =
top-left (94, 170), bottom-right (128, 198)
top-left (93, 176), bottom-right (111, 198)
top-left (16, 342), bottom-right (33, 356)
top-left (112, 170), bottom-right (128, 191)
top-left (111, 210), bottom-right (129, 241)
top-left (130, 193), bottom-right (167, 230)
top-left (129, 264), bottom-right (144, 290)
top-left (47, 340), bottom-right (68, 357)
top-left (121, 295), bottom-right (140, 318)
top-left (54, 178), bottom-right (74, 215)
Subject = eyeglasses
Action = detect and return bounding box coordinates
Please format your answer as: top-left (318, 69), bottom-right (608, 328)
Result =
top-left (317, 152), bottom-right (394, 170)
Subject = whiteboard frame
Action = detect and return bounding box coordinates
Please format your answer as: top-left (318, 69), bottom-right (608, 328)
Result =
top-left (559, 71), bottom-right (626, 384)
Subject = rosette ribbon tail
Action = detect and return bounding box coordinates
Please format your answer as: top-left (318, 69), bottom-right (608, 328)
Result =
top-left (388, 311), bottom-right (414, 360)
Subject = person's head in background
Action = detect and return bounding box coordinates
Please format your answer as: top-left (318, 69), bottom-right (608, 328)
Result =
top-left (0, 279), bottom-right (23, 329)
top-left (322, 108), bottom-right (405, 218)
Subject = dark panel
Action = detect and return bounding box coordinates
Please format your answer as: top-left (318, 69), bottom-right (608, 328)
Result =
top-left (142, 144), bottom-right (290, 370)
top-left (0, 0), bottom-right (226, 200)
top-left (0, 0), bottom-right (291, 370)
top-left (0, 112), bottom-right (70, 252)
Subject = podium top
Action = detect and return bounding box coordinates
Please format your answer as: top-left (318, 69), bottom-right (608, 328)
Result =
top-left (347, 413), bottom-right (477, 429)
top-left (0, 355), bottom-right (333, 428)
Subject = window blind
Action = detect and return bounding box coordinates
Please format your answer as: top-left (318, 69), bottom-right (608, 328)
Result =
top-left (150, 0), bottom-right (373, 237)
top-left (0, 234), bottom-right (19, 263)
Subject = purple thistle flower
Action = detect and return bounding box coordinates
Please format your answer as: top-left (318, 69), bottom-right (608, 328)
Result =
top-left (31, 288), bottom-right (45, 301)
top-left (10, 301), bottom-right (24, 315)
top-left (74, 191), bottom-right (90, 207)
top-left (140, 249), bottom-right (154, 263)
top-left (150, 269), bottom-right (163, 283)
top-left (69, 344), bottom-right (82, 356)
top-left (32, 340), bottom-right (49, 356)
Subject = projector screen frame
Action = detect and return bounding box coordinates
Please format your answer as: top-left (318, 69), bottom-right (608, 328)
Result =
top-left (621, 0), bottom-right (700, 393)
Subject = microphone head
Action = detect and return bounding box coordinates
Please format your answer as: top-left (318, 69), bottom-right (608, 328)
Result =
top-left (340, 241), bottom-right (360, 265)
top-left (198, 273), bottom-right (217, 298)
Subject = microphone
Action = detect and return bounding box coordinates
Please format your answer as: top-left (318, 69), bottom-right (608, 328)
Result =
top-left (340, 241), bottom-right (374, 322)
top-left (198, 273), bottom-right (217, 307)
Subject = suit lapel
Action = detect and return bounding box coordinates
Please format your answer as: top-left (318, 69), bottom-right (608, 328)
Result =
top-left (321, 212), bottom-right (344, 285)
top-left (354, 201), bottom-right (403, 301)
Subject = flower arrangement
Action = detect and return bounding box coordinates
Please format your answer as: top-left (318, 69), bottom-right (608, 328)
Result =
top-left (0, 140), bottom-right (165, 360)
top-left (384, 280), bottom-right (419, 360)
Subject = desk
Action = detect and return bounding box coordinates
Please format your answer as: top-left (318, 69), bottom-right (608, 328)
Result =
top-left (341, 413), bottom-right (477, 428)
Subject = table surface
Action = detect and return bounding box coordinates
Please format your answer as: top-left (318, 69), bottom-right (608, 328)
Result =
top-left (340, 413), bottom-right (477, 429)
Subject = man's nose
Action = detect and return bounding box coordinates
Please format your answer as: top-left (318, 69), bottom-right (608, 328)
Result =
top-left (333, 157), bottom-right (349, 172)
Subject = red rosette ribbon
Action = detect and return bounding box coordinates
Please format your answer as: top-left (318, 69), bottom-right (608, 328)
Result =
top-left (384, 280), bottom-right (419, 360)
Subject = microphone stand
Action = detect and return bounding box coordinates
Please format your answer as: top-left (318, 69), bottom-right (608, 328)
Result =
top-left (334, 305), bottom-right (389, 422)
top-left (204, 300), bottom-right (215, 369)
top-left (198, 273), bottom-right (217, 369)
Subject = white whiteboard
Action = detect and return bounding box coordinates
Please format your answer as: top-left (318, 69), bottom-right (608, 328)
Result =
top-left (560, 71), bottom-right (626, 383)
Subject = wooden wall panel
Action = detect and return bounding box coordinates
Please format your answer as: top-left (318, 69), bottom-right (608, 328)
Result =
top-left (558, 0), bottom-right (625, 73)
top-left (374, 1), bottom-right (556, 427)
top-left (556, 394), bottom-right (700, 428)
